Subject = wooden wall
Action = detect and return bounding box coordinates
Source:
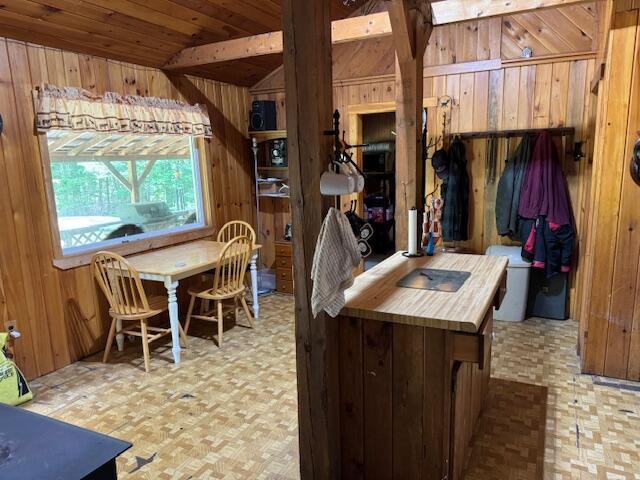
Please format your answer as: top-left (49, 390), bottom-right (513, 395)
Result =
top-left (580, 2), bottom-right (640, 380)
top-left (253, 57), bottom-right (597, 320)
top-left (0, 38), bottom-right (255, 380)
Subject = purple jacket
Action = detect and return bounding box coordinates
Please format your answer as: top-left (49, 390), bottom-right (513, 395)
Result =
top-left (518, 132), bottom-right (573, 227)
top-left (518, 132), bottom-right (574, 276)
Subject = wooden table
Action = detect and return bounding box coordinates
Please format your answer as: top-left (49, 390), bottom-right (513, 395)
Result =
top-left (125, 240), bottom-right (262, 364)
top-left (337, 251), bottom-right (507, 480)
top-left (0, 404), bottom-right (131, 479)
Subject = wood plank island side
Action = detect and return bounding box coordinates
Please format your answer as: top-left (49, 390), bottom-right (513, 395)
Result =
top-left (336, 251), bottom-right (507, 479)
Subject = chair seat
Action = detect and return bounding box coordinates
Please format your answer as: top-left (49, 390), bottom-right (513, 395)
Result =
top-left (109, 294), bottom-right (167, 320)
top-left (188, 282), bottom-right (245, 300)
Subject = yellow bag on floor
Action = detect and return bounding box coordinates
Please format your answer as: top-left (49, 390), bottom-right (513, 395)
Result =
top-left (0, 332), bottom-right (33, 406)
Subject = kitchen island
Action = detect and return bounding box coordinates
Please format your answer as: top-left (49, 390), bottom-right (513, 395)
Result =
top-left (336, 251), bottom-right (507, 480)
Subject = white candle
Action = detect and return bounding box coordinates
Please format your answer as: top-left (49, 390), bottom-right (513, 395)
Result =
top-left (408, 208), bottom-right (418, 255)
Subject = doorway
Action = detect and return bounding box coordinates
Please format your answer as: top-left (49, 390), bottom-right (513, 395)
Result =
top-left (346, 98), bottom-right (439, 271)
top-left (360, 112), bottom-right (396, 270)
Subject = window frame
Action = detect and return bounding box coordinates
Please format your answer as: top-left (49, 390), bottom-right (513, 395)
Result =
top-left (39, 133), bottom-right (215, 270)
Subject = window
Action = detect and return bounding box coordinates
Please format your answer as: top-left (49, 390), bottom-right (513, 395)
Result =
top-left (45, 130), bottom-right (206, 255)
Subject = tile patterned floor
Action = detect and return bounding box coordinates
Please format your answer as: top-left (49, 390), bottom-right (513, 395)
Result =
top-left (23, 294), bottom-right (640, 479)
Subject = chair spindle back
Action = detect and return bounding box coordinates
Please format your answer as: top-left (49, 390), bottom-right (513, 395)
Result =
top-left (212, 236), bottom-right (252, 295)
top-left (217, 221), bottom-right (256, 247)
top-left (92, 251), bottom-right (150, 316)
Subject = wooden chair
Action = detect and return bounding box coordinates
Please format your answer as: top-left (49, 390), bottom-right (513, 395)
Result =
top-left (92, 251), bottom-right (187, 373)
top-left (185, 235), bottom-right (255, 346)
top-left (217, 220), bottom-right (256, 246)
top-left (205, 220), bottom-right (257, 312)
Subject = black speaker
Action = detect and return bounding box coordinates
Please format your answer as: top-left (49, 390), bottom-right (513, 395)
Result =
top-left (250, 100), bottom-right (277, 131)
top-left (269, 139), bottom-right (287, 166)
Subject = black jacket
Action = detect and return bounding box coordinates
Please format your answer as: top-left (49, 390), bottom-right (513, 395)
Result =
top-left (520, 216), bottom-right (574, 277)
top-left (495, 135), bottom-right (531, 240)
top-left (441, 137), bottom-right (469, 241)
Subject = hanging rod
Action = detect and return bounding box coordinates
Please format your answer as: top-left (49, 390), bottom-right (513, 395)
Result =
top-left (454, 127), bottom-right (575, 140)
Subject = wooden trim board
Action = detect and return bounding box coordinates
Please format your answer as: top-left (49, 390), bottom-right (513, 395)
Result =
top-left (347, 97), bottom-right (438, 114)
top-left (250, 54), bottom-right (596, 95)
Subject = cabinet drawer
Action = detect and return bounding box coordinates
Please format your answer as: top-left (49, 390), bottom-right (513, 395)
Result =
top-left (275, 256), bottom-right (292, 269)
top-left (276, 267), bottom-right (293, 282)
top-left (451, 310), bottom-right (493, 370)
top-left (276, 278), bottom-right (294, 294)
top-left (275, 242), bottom-right (292, 257)
top-left (493, 272), bottom-right (507, 309)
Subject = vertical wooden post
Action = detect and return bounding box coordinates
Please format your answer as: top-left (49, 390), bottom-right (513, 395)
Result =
top-left (128, 161), bottom-right (140, 203)
top-left (282, 0), bottom-right (340, 478)
top-left (387, 0), bottom-right (433, 250)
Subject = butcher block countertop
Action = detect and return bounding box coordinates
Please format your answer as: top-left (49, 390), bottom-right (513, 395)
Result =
top-left (341, 251), bottom-right (508, 333)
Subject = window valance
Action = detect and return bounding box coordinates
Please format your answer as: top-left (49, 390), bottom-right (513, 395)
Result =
top-left (35, 83), bottom-right (212, 138)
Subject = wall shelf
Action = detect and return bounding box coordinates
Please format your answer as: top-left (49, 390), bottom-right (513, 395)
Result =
top-left (249, 130), bottom-right (287, 143)
top-left (251, 129), bottom-right (291, 295)
top-left (257, 177), bottom-right (286, 183)
top-left (258, 193), bottom-right (290, 198)
top-left (258, 166), bottom-right (288, 173)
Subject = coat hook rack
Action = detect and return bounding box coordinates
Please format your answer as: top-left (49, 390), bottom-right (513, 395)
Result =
top-left (453, 126), bottom-right (575, 140)
top-left (322, 109), bottom-right (366, 176)
top-left (451, 127), bottom-right (577, 164)
top-left (573, 141), bottom-right (585, 162)
top-left (425, 136), bottom-right (442, 152)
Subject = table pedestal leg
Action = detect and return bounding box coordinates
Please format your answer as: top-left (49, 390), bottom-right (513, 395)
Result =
top-left (250, 253), bottom-right (259, 319)
top-left (115, 319), bottom-right (124, 351)
top-left (164, 279), bottom-right (181, 364)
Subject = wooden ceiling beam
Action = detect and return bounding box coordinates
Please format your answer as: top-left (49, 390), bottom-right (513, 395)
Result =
top-left (136, 159), bottom-right (158, 185)
top-left (67, 134), bottom-right (109, 156)
top-left (163, 0), bottom-right (591, 69)
top-left (101, 161), bottom-right (132, 191)
top-left (49, 154), bottom-right (189, 163)
top-left (47, 132), bottom-right (85, 152)
top-left (119, 135), bottom-right (160, 155)
top-left (94, 135), bottom-right (136, 156)
top-left (429, 0), bottom-right (591, 24)
top-left (164, 31), bottom-right (283, 70)
top-left (387, 1), bottom-right (418, 61)
top-left (154, 136), bottom-right (188, 154)
top-left (164, 11), bottom-right (393, 70)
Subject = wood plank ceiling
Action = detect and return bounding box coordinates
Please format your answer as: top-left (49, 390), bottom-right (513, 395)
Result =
top-left (0, 0), bottom-right (360, 86)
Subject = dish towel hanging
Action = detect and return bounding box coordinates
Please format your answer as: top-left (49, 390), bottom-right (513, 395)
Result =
top-left (311, 207), bottom-right (361, 318)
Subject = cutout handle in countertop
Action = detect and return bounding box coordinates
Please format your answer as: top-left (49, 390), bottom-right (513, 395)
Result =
top-left (396, 268), bottom-right (471, 292)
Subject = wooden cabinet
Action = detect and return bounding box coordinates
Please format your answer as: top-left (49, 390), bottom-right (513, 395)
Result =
top-left (335, 312), bottom-right (493, 480)
top-left (450, 313), bottom-right (493, 479)
top-left (275, 240), bottom-right (294, 294)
